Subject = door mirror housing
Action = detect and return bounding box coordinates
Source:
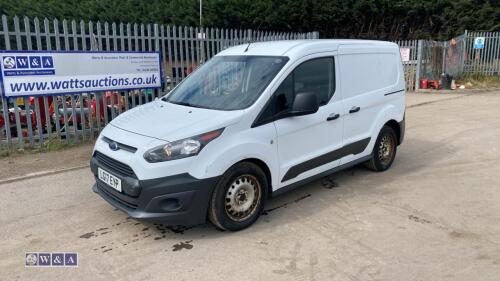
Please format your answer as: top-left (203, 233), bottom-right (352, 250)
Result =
top-left (289, 92), bottom-right (319, 117)
top-left (272, 92), bottom-right (320, 121)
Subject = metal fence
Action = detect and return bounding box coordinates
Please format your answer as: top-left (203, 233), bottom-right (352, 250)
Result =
top-left (412, 31), bottom-right (500, 88)
top-left (395, 31), bottom-right (500, 91)
top-left (462, 31), bottom-right (500, 76)
top-left (417, 40), bottom-right (447, 85)
top-left (0, 13), bottom-right (498, 150)
top-left (0, 15), bottom-right (318, 150)
top-left (395, 39), bottom-right (419, 91)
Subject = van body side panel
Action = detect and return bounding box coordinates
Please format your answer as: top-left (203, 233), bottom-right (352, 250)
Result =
top-left (188, 122), bottom-right (280, 190)
top-left (338, 44), bottom-right (405, 164)
top-left (275, 102), bottom-right (343, 187)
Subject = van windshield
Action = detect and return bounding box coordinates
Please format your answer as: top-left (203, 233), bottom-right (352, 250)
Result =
top-left (164, 56), bottom-right (289, 110)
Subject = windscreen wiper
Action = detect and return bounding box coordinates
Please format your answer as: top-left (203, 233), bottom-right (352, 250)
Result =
top-left (169, 101), bottom-right (208, 109)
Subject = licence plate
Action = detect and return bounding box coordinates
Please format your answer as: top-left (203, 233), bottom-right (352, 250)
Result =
top-left (98, 167), bottom-right (122, 192)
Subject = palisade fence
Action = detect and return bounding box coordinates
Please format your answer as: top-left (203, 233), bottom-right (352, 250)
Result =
top-left (0, 14), bottom-right (498, 150)
top-left (406, 31), bottom-right (500, 91)
top-left (0, 15), bottom-right (318, 149)
top-left (395, 33), bottom-right (500, 92)
top-left (394, 39), bottom-right (419, 92)
top-left (462, 31), bottom-right (500, 75)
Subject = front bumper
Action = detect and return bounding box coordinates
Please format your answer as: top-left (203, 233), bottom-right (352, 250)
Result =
top-left (90, 155), bottom-right (220, 226)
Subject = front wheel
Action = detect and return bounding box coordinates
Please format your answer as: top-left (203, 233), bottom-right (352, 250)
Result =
top-left (208, 162), bottom-right (268, 231)
top-left (365, 125), bottom-right (398, 172)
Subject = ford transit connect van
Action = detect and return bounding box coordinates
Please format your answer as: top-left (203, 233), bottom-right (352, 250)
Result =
top-left (91, 40), bottom-right (405, 231)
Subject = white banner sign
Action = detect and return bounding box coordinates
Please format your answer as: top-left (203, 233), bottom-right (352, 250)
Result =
top-left (0, 51), bottom-right (161, 97)
top-left (399, 47), bottom-right (410, 62)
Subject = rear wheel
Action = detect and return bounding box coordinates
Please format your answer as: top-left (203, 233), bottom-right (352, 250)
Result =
top-left (208, 162), bottom-right (268, 231)
top-left (366, 125), bottom-right (397, 171)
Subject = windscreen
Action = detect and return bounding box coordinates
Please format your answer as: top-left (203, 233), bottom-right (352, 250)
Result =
top-left (164, 56), bottom-right (289, 110)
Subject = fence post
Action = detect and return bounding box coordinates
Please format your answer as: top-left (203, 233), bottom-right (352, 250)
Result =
top-left (415, 40), bottom-right (423, 91)
top-left (1, 15), bottom-right (13, 148)
top-left (460, 30), bottom-right (468, 76)
top-left (441, 41), bottom-right (446, 75)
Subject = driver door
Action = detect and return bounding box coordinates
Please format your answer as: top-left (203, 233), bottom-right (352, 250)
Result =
top-left (272, 56), bottom-right (344, 187)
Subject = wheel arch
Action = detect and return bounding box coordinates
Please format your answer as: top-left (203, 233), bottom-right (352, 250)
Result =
top-left (235, 158), bottom-right (273, 199)
top-left (384, 119), bottom-right (402, 145)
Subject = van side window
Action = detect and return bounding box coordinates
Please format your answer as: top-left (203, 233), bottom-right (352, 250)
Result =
top-left (274, 74), bottom-right (294, 113)
top-left (254, 57), bottom-right (335, 127)
top-left (275, 57), bottom-right (335, 113)
top-left (293, 57), bottom-right (335, 106)
top-left (256, 73), bottom-right (293, 122)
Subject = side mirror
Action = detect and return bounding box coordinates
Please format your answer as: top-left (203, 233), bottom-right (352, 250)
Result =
top-left (290, 92), bottom-right (319, 117)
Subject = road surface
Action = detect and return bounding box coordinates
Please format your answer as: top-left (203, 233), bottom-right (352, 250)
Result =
top-left (1, 91), bottom-right (500, 281)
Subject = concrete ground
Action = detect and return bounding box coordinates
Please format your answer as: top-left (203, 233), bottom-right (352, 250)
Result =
top-left (0, 144), bottom-right (93, 181)
top-left (1, 91), bottom-right (500, 281)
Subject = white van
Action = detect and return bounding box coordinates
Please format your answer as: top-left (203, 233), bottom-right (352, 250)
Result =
top-left (91, 40), bottom-right (405, 231)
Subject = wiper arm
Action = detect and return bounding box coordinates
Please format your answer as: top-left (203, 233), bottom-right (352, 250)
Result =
top-left (170, 101), bottom-right (192, 107)
top-left (169, 101), bottom-right (208, 109)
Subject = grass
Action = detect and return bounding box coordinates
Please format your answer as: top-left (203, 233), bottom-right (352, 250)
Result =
top-left (0, 137), bottom-right (92, 159)
top-left (456, 75), bottom-right (500, 89)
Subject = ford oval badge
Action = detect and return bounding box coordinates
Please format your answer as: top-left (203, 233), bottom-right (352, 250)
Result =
top-left (109, 141), bottom-right (119, 151)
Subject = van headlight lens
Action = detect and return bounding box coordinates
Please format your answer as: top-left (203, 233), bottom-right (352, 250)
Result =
top-left (143, 128), bottom-right (224, 162)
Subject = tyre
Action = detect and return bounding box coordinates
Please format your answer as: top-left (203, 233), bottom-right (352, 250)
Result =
top-left (208, 162), bottom-right (268, 231)
top-left (365, 125), bottom-right (397, 172)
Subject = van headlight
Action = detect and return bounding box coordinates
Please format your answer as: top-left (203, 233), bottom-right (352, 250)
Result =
top-left (143, 128), bottom-right (224, 162)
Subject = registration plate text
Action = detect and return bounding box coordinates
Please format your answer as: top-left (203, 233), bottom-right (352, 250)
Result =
top-left (98, 167), bottom-right (122, 192)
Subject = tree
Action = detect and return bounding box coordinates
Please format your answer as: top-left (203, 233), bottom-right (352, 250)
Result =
top-left (0, 0), bottom-right (498, 40)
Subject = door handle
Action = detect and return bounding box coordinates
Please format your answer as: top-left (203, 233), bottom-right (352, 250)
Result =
top-left (326, 113), bottom-right (340, 121)
top-left (349, 106), bottom-right (360, 114)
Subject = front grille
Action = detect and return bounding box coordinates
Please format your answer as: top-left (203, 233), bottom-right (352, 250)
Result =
top-left (94, 151), bottom-right (136, 178)
top-left (97, 182), bottom-right (138, 210)
top-left (102, 136), bottom-right (138, 153)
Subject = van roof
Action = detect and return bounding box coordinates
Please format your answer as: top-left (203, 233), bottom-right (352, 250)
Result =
top-left (216, 39), bottom-right (398, 58)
